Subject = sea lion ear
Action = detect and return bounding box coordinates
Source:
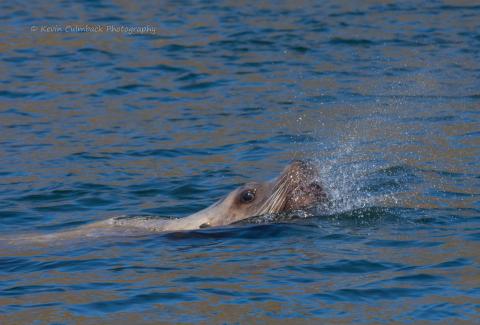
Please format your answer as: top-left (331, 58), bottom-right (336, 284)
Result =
top-left (199, 222), bottom-right (211, 229)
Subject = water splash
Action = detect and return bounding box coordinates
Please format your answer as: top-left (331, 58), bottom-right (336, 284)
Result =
top-left (312, 133), bottom-right (399, 216)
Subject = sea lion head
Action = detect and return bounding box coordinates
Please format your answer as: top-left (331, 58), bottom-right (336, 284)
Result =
top-left (191, 160), bottom-right (327, 228)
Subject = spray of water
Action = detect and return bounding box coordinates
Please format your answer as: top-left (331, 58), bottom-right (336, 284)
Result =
top-left (308, 103), bottom-right (403, 216)
top-left (316, 145), bottom-right (369, 213)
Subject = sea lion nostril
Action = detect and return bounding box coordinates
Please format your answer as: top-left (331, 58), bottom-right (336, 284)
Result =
top-left (307, 182), bottom-right (324, 194)
top-left (311, 182), bottom-right (323, 190)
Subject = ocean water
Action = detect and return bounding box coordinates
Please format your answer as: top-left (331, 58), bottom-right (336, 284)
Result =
top-left (1, 1), bottom-right (479, 323)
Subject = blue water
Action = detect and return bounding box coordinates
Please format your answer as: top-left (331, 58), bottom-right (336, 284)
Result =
top-left (1, 1), bottom-right (479, 323)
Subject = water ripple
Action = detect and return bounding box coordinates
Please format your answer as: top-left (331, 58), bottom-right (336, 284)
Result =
top-left (0, 0), bottom-right (478, 323)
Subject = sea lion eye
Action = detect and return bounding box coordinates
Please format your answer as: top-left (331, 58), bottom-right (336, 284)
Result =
top-left (240, 189), bottom-right (256, 203)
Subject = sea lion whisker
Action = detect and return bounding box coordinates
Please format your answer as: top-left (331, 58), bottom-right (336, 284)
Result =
top-left (257, 193), bottom-right (275, 215)
top-left (260, 180), bottom-right (289, 215)
top-left (270, 184), bottom-right (289, 213)
top-left (267, 185), bottom-right (285, 213)
top-left (255, 182), bottom-right (280, 214)
top-left (257, 186), bottom-right (280, 215)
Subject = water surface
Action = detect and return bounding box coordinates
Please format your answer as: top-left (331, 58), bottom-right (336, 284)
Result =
top-left (0, 1), bottom-right (479, 323)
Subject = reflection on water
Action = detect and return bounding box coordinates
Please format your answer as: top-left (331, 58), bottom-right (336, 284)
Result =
top-left (0, 1), bottom-right (479, 323)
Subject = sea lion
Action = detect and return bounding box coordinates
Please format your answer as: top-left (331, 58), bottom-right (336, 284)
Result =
top-left (21, 160), bottom-right (327, 242)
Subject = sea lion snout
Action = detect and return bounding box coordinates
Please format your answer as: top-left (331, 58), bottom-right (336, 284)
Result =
top-left (279, 160), bottom-right (327, 210)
